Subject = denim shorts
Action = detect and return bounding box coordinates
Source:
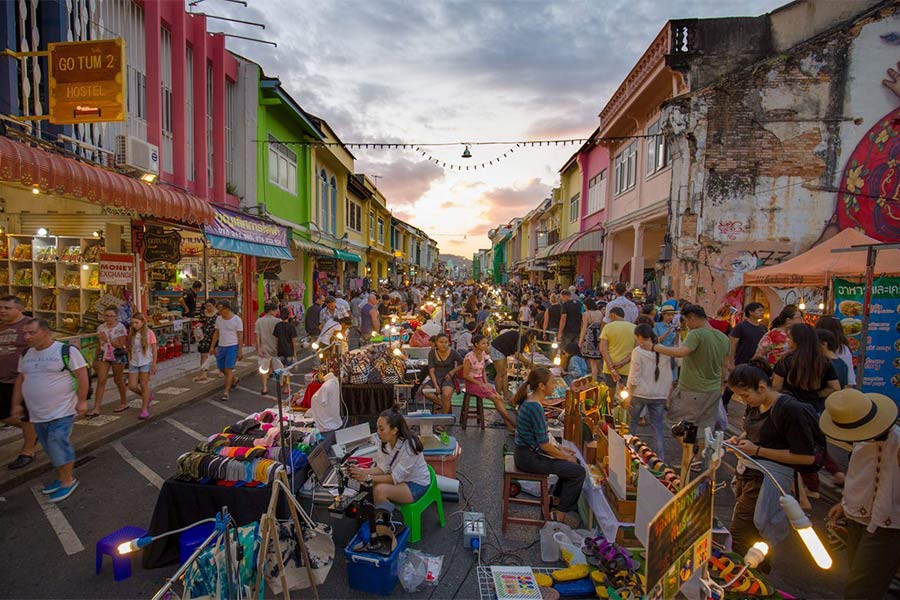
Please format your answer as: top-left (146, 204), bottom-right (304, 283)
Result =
top-left (406, 481), bottom-right (429, 501)
top-left (488, 344), bottom-right (506, 362)
top-left (34, 415), bottom-right (75, 467)
top-left (129, 363), bottom-right (152, 373)
top-left (217, 345), bottom-right (239, 370)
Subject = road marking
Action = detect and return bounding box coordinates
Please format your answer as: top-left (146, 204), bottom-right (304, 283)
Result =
top-left (163, 418), bottom-right (206, 442)
top-left (204, 398), bottom-right (246, 417)
top-left (31, 484), bottom-right (84, 555)
top-left (112, 441), bottom-right (164, 489)
top-left (156, 386), bottom-right (191, 395)
top-left (235, 384), bottom-right (275, 399)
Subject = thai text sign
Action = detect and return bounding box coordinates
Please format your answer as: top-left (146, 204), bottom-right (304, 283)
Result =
top-left (48, 38), bottom-right (126, 125)
top-left (99, 253), bottom-right (133, 285)
top-left (646, 470), bottom-right (713, 600)
top-left (833, 277), bottom-right (900, 406)
top-left (142, 230), bottom-right (182, 264)
top-left (205, 207), bottom-right (289, 248)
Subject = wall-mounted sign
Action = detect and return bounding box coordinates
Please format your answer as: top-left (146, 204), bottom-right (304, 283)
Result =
top-left (142, 230), bottom-right (182, 264)
top-left (99, 253), bottom-right (133, 285)
top-left (204, 206), bottom-right (289, 248)
top-left (48, 38), bottom-right (126, 125)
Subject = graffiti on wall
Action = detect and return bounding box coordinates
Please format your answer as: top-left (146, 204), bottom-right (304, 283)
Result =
top-left (715, 220), bottom-right (751, 241)
top-left (729, 249), bottom-right (792, 272)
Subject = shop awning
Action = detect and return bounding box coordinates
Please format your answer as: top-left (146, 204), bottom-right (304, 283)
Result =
top-left (292, 236), bottom-right (333, 257)
top-left (203, 206), bottom-right (292, 260)
top-left (536, 245), bottom-right (553, 260)
top-left (0, 136), bottom-right (214, 225)
top-left (568, 227), bottom-right (604, 254)
top-left (333, 248), bottom-right (361, 262)
top-left (549, 230), bottom-right (590, 257)
top-left (206, 233), bottom-right (293, 260)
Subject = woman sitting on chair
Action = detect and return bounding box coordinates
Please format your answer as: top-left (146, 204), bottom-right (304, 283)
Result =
top-left (513, 367), bottom-right (585, 522)
top-left (349, 407), bottom-right (431, 508)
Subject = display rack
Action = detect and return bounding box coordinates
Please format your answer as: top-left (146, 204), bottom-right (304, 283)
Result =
top-left (2, 233), bottom-right (106, 332)
top-left (476, 566), bottom-right (556, 600)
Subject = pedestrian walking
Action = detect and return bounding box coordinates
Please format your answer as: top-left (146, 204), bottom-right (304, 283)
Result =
top-left (127, 313), bottom-right (158, 419)
top-left (191, 300), bottom-right (219, 383)
top-left (822, 388), bottom-right (900, 600)
top-left (254, 302), bottom-right (281, 395)
top-left (543, 293), bottom-right (561, 340)
top-left (599, 307), bottom-right (636, 397)
top-left (89, 306), bottom-right (128, 416)
top-left (274, 307), bottom-right (298, 367)
top-left (578, 298), bottom-right (604, 381)
top-left (359, 293), bottom-right (380, 342)
top-left (753, 304), bottom-right (803, 367)
top-left (624, 323), bottom-right (672, 461)
top-left (641, 304), bottom-right (730, 436)
top-left (557, 289), bottom-right (582, 348)
top-left (604, 282), bottom-right (639, 324)
top-left (0, 295), bottom-right (38, 470)
top-left (12, 318), bottom-right (88, 502)
top-left (815, 316), bottom-right (857, 387)
top-left (305, 295), bottom-right (325, 339)
top-left (723, 302), bottom-right (766, 408)
top-left (209, 300), bottom-right (243, 401)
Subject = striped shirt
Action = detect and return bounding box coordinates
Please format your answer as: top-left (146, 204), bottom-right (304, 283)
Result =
top-left (515, 400), bottom-right (549, 449)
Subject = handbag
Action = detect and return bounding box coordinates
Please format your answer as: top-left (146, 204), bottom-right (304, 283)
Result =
top-left (193, 322), bottom-right (205, 342)
top-left (264, 502), bottom-right (335, 594)
top-left (344, 349), bottom-right (372, 385)
top-left (182, 522), bottom-right (261, 600)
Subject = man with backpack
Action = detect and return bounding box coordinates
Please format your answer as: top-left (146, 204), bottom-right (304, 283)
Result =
top-left (11, 318), bottom-right (88, 502)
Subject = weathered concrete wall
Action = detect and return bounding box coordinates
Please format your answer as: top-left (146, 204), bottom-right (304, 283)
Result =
top-left (664, 4), bottom-right (899, 313)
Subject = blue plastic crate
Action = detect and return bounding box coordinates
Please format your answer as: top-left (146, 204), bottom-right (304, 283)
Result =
top-left (345, 521), bottom-right (410, 596)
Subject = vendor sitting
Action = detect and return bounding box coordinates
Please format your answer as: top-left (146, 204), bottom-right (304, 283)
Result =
top-left (513, 367), bottom-right (585, 522)
top-left (562, 342), bottom-right (589, 386)
top-left (349, 407), bottom-right (431, 508)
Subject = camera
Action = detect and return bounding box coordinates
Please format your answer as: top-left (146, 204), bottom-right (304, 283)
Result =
top-left (671, 420), bottom-right (698, 445)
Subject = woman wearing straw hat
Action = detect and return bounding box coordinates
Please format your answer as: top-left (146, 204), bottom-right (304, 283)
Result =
top-left (821, 388), bottom-right (899, 600)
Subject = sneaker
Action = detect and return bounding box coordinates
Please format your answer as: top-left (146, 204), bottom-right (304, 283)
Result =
top-left (41, 480), bottom-right (62, 494)
top-left (48, 480), bottom-right (79, 503)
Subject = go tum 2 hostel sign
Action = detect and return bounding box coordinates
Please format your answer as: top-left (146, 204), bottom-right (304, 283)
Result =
top-left (48, 39), bottom-right (126, 125)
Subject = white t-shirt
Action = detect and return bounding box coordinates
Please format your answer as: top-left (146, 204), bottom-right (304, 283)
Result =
top-left (254, 314), bottom-right (280, 356)
top-left (215, 314), bottom-right (243, 348)
top-left (628, 346), bottom-right (674, 400)
top-left (97, 322), bottom-right (127, 360)
top-left (309, 374), bottom-right (342, 432)
top-left (130, 329), bottom-right (158, 367)
top-left (19, 342), bottom-right (87, 423)
top-left (518, 305), bottom-right (531, 323)
top-left (375, 438), bottom-right (431, 487)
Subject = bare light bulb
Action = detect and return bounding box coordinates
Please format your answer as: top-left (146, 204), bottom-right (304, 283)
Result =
top-left (818, 302), bottom-right (825, 311)
top-left (335, 332), bottom-right (344, 340)
top-left (392, 347), bottom-right (402, 356)
top-left (744, 541), bottom-right (769, 569)
top-left (780, 495), bottom-right (832, 569)
top-left (553, 354), bottom-right (561, 366)
top-left (798, 302), bottom-right (806, 311)
top-left (551, 342), bottom-right (559, 350)
top-left (311, 342), bottom-right (319, 350)
top-left (619, 389), bottom-right (630, 400)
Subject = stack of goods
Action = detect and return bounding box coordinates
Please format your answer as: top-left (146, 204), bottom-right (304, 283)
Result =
top-left (0, 238), bottom-right (8, 259)
top-left (35, 246), bottom-right (56, 262)
top-left (0, 270), bottom-right (8, 285)
top-left (39, 296), bottom-right (56, 311)
top-left (627, 436), bottom-right (681, 492)
top-left (37, 269), bottom-right (55, 287)
top-left (342, 342), bottom-right (406, 385)
top-left (65, 297), bottom-right (80, 312)
top-left (15, 292), bottom-right (31, 310)
top-left (86, 268), bottom-right (100, 288)
top-left (12, 244), bottom-right (32, 260)
top-left (536, 536), bottom-right (644, 599)
top-left (175, 451), bottom-right (284, 486)
top-left (62, 270), bottom-right (80, 288)
top-left (60, 245), bottom-right (82, 262)
top-left (13, 268), bottom-right (32, 286)
top-left (82, 244), bottom-right (103, 262)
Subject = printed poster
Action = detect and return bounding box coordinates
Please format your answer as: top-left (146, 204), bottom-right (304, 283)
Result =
top-left (490, 566), bottom-right (542, 600)
top-left (832, 277), bottom-right (900, 407)
top-left (98, 253), bottom-right (133, 285)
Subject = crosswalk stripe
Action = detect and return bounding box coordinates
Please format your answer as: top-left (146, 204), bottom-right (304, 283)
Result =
top-left (163, 418), bottom-right (206, 442)
top-left (204, 398), bottom-right (246, 417)
top-left (112, 441), bottom-right (164, 489)
top-left (234, 384), bottom-right (276, 400)
top-left (31, 484), bottom-right (85, 555)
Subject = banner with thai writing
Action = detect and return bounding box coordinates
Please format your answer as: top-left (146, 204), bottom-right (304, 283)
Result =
top-left (204, 206), bottom-right (289, 248)
top-left (833, 277), bottom-right (900, 406)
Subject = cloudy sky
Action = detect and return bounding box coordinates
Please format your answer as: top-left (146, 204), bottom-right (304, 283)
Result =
top-left (207, 0), bottom-right (785, 256)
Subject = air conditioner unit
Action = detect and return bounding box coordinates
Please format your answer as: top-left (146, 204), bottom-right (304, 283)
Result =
top-left (115, 135), bottom-right (159, 175)
top-left (658, 242), bottom-right (673, 262)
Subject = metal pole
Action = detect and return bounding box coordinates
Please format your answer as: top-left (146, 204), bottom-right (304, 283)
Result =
top-left (855, 246), bottom-right (876, 388)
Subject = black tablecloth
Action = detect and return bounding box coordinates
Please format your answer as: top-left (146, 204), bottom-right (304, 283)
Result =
top-left (342, 384), bottom-right (395, 425)
top-left (142, 478), bottom-right (291, 569)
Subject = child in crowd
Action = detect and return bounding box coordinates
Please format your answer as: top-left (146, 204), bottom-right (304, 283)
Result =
top-left (624, 324), bottom-right (672, 461)
top-left (127, 313), bottom-right (158, 420)
top-left (562, 342), bottom-right (588, 386)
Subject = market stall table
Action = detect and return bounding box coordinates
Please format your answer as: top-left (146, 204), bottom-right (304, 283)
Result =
top-left (342, 384), bottom-right (395, 425)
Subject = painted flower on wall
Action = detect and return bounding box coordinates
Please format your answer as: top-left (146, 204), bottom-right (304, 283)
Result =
top-left (845, 163), bottom-right (866, 194)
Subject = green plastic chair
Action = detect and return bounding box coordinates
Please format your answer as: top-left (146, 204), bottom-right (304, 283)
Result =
top-left (397, 465), bottom-right (445, 543)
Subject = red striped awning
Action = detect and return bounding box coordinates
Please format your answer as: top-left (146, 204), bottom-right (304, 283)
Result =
top-left (0, 136), bottom-right (214, 225)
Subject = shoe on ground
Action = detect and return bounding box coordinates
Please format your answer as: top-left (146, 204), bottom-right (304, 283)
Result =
top-left (41, 480), bottom-right (62, 495)
top-left (8, 454), bottom-right (34, 470)
top-left (806, 490), bottom-right (821, 499)
top-left (138, 410), bottom-right (150, 420)
top-left (49, 479), bottom-right (79, 502)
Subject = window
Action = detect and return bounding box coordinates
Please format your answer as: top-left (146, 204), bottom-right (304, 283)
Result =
top-left (207, 62), bottom-right (214, 185)
top-left (377, 218), bottom-right (385, 244)
top-left (267, 134), bottom-right (297, 194)
top-left (568, 193), bottom-right (580, 223)
top-left (225, 79), bottom-right (236, 185)
top-left (319, 170), bottom-right (328, 230)
top-left (186, 46), bottom-right (194, 181)
top-left (614, 142), bottom-right (637, 195)
top-left (329, 176), bottom-right (337, 235)
top-left (346, 200), bottom-right (362, 232)
top-left (646, 120), bottom-right (669, 176)
top-left (160, 26), bottom-right (173, 173)
top-left (587, 169), bottom-right (607, 214)
top-left (370, 211), bottom-right (375, 240)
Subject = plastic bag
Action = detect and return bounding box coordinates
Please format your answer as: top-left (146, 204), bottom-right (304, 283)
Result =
top-left (423, 553), bottom-right (443, 585)
top-left (554, 531), bottom-right (586, 566)
top-left (540, 521), bottom-right (568, 562)
top-left (398, 549), bottom-right (427, 592)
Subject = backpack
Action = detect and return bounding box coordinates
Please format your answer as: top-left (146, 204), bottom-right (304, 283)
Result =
top-left (59, 342), bottom-right (82, 392)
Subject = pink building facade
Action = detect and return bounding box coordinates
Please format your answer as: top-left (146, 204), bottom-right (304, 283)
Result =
top-left (575, 133), bottom-right (609, 287)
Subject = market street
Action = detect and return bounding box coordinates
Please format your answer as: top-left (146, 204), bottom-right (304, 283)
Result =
top-left (1, 377), bottom-right (851, 599)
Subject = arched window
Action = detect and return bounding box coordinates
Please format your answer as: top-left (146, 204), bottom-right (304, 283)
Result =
top-left (319, 170), bottom-right (328, 231)
top-left (329, 176), bottom-right (337, 235)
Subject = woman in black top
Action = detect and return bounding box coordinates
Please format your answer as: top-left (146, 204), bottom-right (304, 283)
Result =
top-left (726, 364), bottom-right (819, 561)
top-left (426, 333), bottom-right (464, 414)
top-left (542, 293), bottom-right (562, 340)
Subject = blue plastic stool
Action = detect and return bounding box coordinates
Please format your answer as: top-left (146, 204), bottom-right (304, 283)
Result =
top-left (96, 526), bottom-right (147, 581)
top-left (179, 522), bottom-right (216, 565)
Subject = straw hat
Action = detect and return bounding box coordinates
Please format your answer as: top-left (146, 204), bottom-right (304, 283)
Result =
top-left (819, 388), bottom-right (898, 442)
top-left (660, 305), bottom-right (676, 314)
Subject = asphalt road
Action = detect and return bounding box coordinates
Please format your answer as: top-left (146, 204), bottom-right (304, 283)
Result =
top-left (0, 377), bottom-right (853, 600)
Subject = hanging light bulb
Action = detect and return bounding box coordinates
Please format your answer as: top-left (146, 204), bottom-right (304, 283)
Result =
top-left (335, 332), bottom-right (344, 341)
top-left (619, 389), bottom-right (630, 400)
top-left (798, 300), bottom-right (806, 311)
top-left (36, 227), bottom-right (48, 236)
top-left (818, 302), bottom-right (825, 311)
top-left (311, 342), bottom-right (319, 350)
top-left (553, 354), bottom-right (561, 366)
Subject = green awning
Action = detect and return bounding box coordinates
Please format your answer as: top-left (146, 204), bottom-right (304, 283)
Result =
top-left (333, 248), bottom-right (361, 262)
